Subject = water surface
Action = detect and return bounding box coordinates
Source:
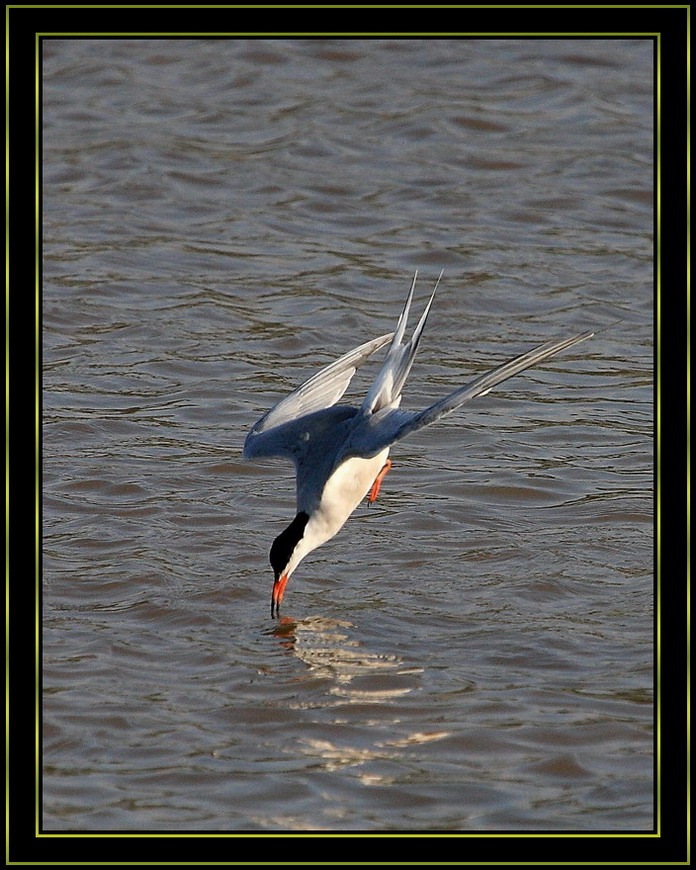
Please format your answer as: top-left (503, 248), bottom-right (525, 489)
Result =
top-left (42, 37), bottom-right (653, 832)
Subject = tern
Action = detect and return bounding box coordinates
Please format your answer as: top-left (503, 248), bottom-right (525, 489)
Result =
top-left (243, 273), bottom-right (592, 617)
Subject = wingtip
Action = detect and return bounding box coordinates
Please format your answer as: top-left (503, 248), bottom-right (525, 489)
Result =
top-left (575, 329), bottom-right (595, 344)
top-left (426, 268), bottom-right (444, 309)
top-left (410, 269), bottom-right (443, 344)
top-left (392, 272), bottom-right (418, 346)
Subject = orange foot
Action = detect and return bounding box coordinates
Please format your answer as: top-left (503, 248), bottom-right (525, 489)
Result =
top-left (367, 459), bottom-right (392, 504)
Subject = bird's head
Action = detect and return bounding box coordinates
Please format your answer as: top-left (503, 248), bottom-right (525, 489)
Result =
top-left (269, 511), bottom-right (310, 617)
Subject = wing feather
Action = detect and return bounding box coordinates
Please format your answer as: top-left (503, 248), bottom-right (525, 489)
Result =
top-left (243, 331), bottom-right (393, 460)
top-left (342, 330), bottom-right (594, 458)
top-left (360, 271), bottom-right (442, 415)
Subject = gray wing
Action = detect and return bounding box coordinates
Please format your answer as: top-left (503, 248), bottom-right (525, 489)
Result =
top-left (243, 331), bottom-right (393, 461)
top-left (341, 330), bottom-right (594, 458)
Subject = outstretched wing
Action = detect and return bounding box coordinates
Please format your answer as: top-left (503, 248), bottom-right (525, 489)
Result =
top-left (243, 331), bottom-right (393, 461)
top-left (342, 330), bottom-right (594, 459)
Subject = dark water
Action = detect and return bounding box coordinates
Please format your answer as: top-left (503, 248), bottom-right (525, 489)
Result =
top-left (42, 38), bottom-right (653, 831)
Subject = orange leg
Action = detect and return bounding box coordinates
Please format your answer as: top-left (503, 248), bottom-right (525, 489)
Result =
top-left (367, 459), bottom-right (392, 504)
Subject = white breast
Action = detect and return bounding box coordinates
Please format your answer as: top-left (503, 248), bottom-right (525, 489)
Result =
top-left (299, 447), bottom-right (390, 555)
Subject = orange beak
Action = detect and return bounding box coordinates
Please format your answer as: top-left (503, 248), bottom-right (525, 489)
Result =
top-left (271, 573), bottom-right (289, 618)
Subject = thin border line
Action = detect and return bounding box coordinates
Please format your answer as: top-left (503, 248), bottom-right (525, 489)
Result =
top-left (21, 17), bottom-right (675, 856)
top-left (31, 28), bottom-right (660, 845)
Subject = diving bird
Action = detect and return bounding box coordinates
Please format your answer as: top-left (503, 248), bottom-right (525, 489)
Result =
top-left (243, 273), bottom-right (592, 617)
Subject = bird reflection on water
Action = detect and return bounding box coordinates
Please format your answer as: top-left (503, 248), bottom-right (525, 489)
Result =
top-left (267, 614), bottom-right (420, 701)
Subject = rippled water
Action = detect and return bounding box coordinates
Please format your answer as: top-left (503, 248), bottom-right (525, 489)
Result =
top-left (42, 38), bottom-right (653, 831)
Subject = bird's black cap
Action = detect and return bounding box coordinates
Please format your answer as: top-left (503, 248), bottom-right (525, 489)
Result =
top-left (270, 511), bottom-right (310, 579)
